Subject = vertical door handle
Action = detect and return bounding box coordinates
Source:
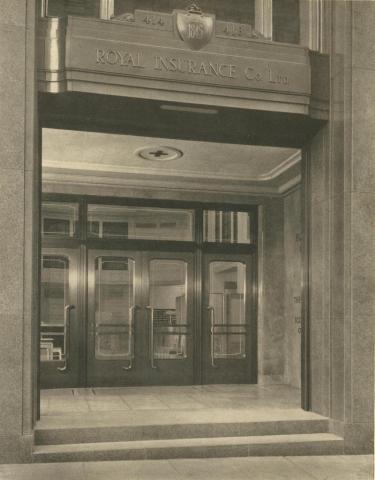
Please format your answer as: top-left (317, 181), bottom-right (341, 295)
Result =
top-left (57, 305), bottom-right (75, 373)
top-left (207, 306), bottom-right (218, 368)
top-left (122, 305), bottom-right (139, 371)
top-left (146, 306), bottom-right (157, 369)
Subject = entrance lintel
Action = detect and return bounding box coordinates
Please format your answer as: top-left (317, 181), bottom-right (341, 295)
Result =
top-left (37, 15), bottom-right (328, 120)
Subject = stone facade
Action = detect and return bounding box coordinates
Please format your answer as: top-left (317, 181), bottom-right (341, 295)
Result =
top-left (0, 0), bottom-right (373, 463)
top-left (0, 0), bottom-right (39, 463)
top-left (308, 0), bottom-right (374, 453)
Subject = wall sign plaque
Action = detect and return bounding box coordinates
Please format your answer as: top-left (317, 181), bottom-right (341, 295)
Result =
top-left (89, 42), bottom-right (306, 93)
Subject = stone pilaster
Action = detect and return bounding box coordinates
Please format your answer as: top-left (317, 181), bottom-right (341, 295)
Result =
top-left (0, 0), bottom-right (38, 463)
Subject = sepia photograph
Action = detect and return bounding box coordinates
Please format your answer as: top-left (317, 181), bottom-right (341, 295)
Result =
top-left (0, 0), bottom-right (374, 478)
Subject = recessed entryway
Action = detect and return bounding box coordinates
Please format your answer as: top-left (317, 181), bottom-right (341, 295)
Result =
top-left (37, 121), bottom-right (309, 461)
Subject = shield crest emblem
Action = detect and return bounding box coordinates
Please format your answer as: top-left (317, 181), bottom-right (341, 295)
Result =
top-left (176, 4), bottom-right (214, 50)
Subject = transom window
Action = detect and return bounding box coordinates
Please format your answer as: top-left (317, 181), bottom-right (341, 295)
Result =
top-left (41, 199), bottom-right (256, 246)
top-left (87, 204), bottom-right (194, 241)
top-left (113, 1), bottom-right (255, 26)
top-left (41, 0), bottom-right (308, 47)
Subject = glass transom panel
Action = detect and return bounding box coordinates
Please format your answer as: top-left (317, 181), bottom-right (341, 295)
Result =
top-left (88, 205), bottom-right (194, 241)
top-left (203, 210), bottom-right (252, 244)
top-left (42, 202), bottom-right (79, 239)
top-left (114, 1), bottom-right (255, 25)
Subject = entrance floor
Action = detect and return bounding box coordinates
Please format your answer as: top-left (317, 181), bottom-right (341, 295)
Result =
top-left (40, 384), bottom-right (301, 417)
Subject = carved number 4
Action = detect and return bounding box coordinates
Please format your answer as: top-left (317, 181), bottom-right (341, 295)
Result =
top-left (143, 15), bottom-right (164, 26)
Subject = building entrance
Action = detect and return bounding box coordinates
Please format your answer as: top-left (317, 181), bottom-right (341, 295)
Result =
top-left (40, 200), bottom-right (257, 389)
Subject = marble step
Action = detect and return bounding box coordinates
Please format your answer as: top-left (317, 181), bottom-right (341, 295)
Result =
top-left (35, 409), bottom-right (329, 445)
top-left (33, 433), bottom-right (344, 462)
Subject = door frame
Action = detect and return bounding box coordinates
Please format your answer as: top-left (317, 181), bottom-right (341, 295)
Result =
top-left (41, 195), bottom-right (259, 389)
top-left (39, 191), bottom-right (310, 409)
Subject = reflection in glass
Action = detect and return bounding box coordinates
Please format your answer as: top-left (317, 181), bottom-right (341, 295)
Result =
top-left (40, 256), bottom-right (69, 362)
top-left (45, 0), bottom-right (100, 18)
top-left (88, 205), bottom-right (194, 241)
top-left (272, 0), bottom-right (300, 44)
top-left (113, 1), bottom-right (255, 24)
top-left (209, 261), bottom-right (246, 358)
top-left (149, 259), bottom-right (188, 359)
top-left (42, 202), bottom-right (79, 238)
top-left (94, 257), bottom-right (135, 360)
top-left (203, 210), bottom-right (252, 244)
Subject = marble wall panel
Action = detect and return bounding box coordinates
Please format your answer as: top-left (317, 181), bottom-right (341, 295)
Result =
top-left (0, 170), bottom-right (25, 315)
top-left (309, 128), bottom-right (329, 206)
top-left (330, 315), bottom-right (345, 421)
top-left (308, 130), bottom-right (332, 416)
top-left (0, 0), bottom-right (36, 463)
top-left (260, 199), bottom-right (286, 381)
top-left (283, 189), bottom-right (302, 388)
top-left (352, 1), bottom-right (375, 71)
top-left (330, 194), bottom-right (345, 319)
top-left (0, 25), bottom-right (26, 171)
top-left (0, 1), bottom-right (26, 27)
top-left (0, 312), bottom-right (23, 432)
top-left (351, 69), bottom-right (375, 193)
top-left (351, 314), bottom-right (374, 424)
top-left (351, 194), bottom-right (375, 317)
top-left (330, 72), bottom-right (346, 198)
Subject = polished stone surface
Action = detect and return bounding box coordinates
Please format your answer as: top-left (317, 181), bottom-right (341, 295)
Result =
top-left (283, 189), bottom-right (302, 389)
top-left (41, 384), bottom-right (302, 417)
top-left (261, 198), bottom-right (286, 382)
top-left (0, 456), bottom-right (372, 479)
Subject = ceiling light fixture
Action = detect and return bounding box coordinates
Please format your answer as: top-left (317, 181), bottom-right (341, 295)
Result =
top-left (160, 104), bottom-right (219, 115)
top-left (136, 146), bottom-right (183, 161)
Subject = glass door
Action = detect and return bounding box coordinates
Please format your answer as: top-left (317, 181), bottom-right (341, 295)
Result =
top-left (87, 250), bottom-right (144, 386)
top-left (202, 254), bottom-right (256, 384)
top-left (40, 248), bottom-right (80, 388)
top-left (87, 250), bottom-right (194, 386)
top-left (143, 252), bottom-right (195, 385)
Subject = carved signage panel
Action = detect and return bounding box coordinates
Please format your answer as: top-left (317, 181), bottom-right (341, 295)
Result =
top-left (67, 39), bottom-right (310, 95)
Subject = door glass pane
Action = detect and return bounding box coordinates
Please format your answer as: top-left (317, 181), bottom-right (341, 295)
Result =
top-left (149, 259), bottom-right (188, 359)
top-left (272, 0), bottom-right (300, 44)
top-left (114, 1), bottom-right (255, 25)
top-left (94, 257), bottom-right (135, 360)
top-left (209, 261), bottom-right (246, 358)
top-left (203, 210), bottom-right (252, 244)
top-left (42, 202), bottom-right (79, 238)
top-left (88, 205), bottom-right (194, 241)
top-left (40, 256), bottom-right (69, 362)
top-left (46, 0), bottom-right (100, 18)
